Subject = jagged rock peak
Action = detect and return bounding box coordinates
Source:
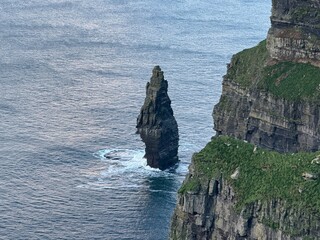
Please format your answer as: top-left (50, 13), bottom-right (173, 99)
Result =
top-left (136, 66), bottom-right (179, 170)
top-left (152, 65), bottom-right (164, 81)
top-left (267, 0), bottom-right (320, 66)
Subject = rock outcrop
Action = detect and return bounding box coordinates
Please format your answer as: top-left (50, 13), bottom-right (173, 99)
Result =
top-left (136, 66), bottom-right (179, 170)
top-left (267, 0), bottom-right (320, 66)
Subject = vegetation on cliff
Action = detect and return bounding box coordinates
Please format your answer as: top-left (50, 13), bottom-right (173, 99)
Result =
top-left (226, 40), bottom-right (320, 101)
top-left (262, 61), bottom-right (320, 101)
top-left (180, 136), bottom-right (320, 215)
top-left (226, 40), bottom-right (269, 88)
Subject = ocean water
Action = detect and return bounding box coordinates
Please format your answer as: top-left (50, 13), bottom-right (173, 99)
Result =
top-left (0, 1), bottom-right (270, 239)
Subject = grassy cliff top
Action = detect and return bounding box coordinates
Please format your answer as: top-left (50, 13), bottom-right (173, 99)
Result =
top-left (225, 40), bottom-right (320, 102)
top-left (180, 136), bottom-right (320, 215)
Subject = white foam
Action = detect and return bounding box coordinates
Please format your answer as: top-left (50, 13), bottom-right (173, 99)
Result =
top-left (97, 148), bottom-right (187, 177)
top-left (93, 148), bottom-right (162, 176)
top-left (78, 148), bottom-right (189, 190)
top-left (76, 182), bottom-right (141, 190)
top-left (175, 162), bottom-right (189, 175)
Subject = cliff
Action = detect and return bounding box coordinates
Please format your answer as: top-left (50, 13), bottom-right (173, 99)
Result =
top-left (213, 0), bottom-right (320, 153)
top-left (170, 137), bottom-right (320, 239)
top-left (170, 0), bottom-right (320, 239)
top-left (136, 66), bottom-right (179, 170)
top-left (213, 40), bottom-right (320, 153)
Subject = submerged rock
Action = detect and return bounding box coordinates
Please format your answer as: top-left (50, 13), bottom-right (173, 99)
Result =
top-left (136, 66), bottom-right (179, 170)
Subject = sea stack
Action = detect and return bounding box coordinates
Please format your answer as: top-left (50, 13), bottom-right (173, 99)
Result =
top-left (136, 66), bottom-right (179, 170)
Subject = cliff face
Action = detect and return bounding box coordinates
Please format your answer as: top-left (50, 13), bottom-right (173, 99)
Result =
top-left (171, 167), bottom-right (319, 240)
top-left (267, 0), bottom-right (320, 66)
top-left (215, 0), bottom-right (320, 153)
top-left (170, 0), bottom-right (320, 239)
top-left (171, 164), bottom-right (320, 240)
top-left (213, 40), bottom-right (320, 153)
top-left (136, 66), bottom-right (179, 170)
top-left (213, 72), bottom-right (320, 153)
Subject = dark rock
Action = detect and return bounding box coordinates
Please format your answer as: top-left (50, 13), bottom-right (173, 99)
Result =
top-left (267, 0), bottom-right (320, 66)
top-left (136, 66), bottom-right (179, 170)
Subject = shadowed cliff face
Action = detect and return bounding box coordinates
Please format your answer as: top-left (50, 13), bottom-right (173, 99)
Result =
top-left (267, 0), bottom-right (320, 66)
top-left (136, 66), bottom-right (179, 170)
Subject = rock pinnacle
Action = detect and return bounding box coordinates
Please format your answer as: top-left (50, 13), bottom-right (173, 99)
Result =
top-left (136, 66), bottom-right (179, 170)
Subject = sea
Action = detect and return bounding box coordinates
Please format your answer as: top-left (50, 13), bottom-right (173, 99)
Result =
top-left (0, 1), bottom-right (270, 239)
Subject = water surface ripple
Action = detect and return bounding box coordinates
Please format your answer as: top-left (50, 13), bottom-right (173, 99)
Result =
top-left (0, 0), bottom-right (270, 239)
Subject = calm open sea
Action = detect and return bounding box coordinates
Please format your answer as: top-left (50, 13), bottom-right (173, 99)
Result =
top-left (0, 0), bottom-right (270, 239)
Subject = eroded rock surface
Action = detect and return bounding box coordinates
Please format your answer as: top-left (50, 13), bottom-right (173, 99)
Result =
top-left (136, 66), bottom-right (179, 170)
top-left (267, 0), bottom-right (320, 66)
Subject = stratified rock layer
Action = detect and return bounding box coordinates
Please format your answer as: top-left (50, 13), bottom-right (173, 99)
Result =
top-left (267, 0), bottom-right (320, 66)
top-left (136, 66), bottom-right (179, 170)
top-left (213, 75), bottom-right (320, 153)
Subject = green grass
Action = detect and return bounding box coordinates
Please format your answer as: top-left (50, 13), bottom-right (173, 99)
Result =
top-left (262, 219), bottom-right (280, 230)
top-left (261, 61), bottom-right (320, 101)
top-left (225, 40), bottom-right (268, 88)
top-left (226, 40), bottom-right (320, 102)
top-left (178, 177), bottom-right (200, 194)
top-left (186, 136), bottom-right (320, 215)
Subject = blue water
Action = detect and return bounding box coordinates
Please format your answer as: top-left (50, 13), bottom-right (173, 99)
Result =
top-left (0, 1), bottom-right (270, 239)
